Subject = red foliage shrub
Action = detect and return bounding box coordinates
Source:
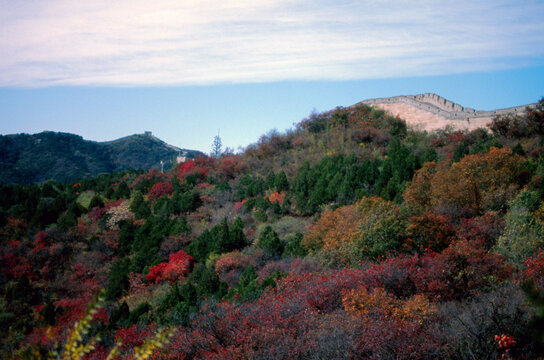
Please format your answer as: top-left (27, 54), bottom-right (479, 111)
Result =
top-left (30, 231), bottom-right (51, 255)
top-left (405, 212), bottom-right (456, 253)
top-left (104, 198), bottom-right (124, 211)
top-left (115, 324), bottom-right (150, 350)
top-left (146, 250), bottom-right (194, 283)
top-left (447, 131), bottom-right (464, 144)
top-left (457, 212), bottom-right (504, 249)
top-left (175, 156), bottom-right (212, 181)
top-left (276, 269), bottom-right (367, 313)
top-left (359, 240), bottom-right (512, 301)
top-left (147, 181), bottom-right (174, 200)
top-left (355, 315), bottom-right (446, 359)
top-left (522, 249), bottom-right (544, 291)
top-left (0, 237), bottom-right (34, 280)
top-left (1, 252), bottom-right (34, 280)
top-left (176, 160), bottom-right (196, 178)
top-left (68, 263), bottom-right (101, 296)
top-left (160, 266), bottom-right (446, 359)
top-left (27, 231), bottom-right (69, 281)
top-left (410, 240), bottom-right (512, 301)
top-left (28, 295), bottom-right (109, 347)
top-left (88, 206), bottom-right (106, 222)
top-left (130, 169), bottom-right (168, 189)
top-left (233, 200), bottom-right (247, 212)
top-left (217, 154), bottom-right (249, 180)
top-left (215, 250), bottom-right (266, 286)
top-left (257, 258), bottom-right (322, 281)
top-left (146, 262), bottom-right (169, 283)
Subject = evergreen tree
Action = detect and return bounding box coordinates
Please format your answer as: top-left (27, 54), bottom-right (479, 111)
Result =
top-left (108, 302), bottom-right (130, 330)
top-left (377, 137), bottom-right (419, 202)
top-left (118, 220), bottom-right (136, 256)
top-left (266, 171), bottom-right (276, 189)
top-left (186, 229), bottom-right (211, 262)
top-left (212, 218), bottom-right (231, 254)
top-left (130, 191), bottom-right (150, 219)
top-left (454, 141), bottom-right (470, 162)
top-left (169, 217), bottom-right (190, 236)
top-left (513, 142), bottom-right (526, 156)
top-left (113, 181), bottom-right (131, 199)
top-left (89, 194), bottom-right (104, 209)
top-left (274, 170), bottom-right (289, 191)
top-left (168, 191), bottom-right (182, 215)
top-left (284, 233), bottom-right (308, 257)
top-left (229, 217), bottom-right (247, 250)
top-left (190, 263), bottom-right (228, 298)
top-left (179, 191), bottom-right (201, 213)
top-left (294, 162), bottom-right (312, 214)
top-left (257, 226), bottom-right (283, 256)
top-left (227, 265), bottom-right (261, 301)
top-left (106, 257), bottom-right (131, 301)
top-left (153, 196), bottom-right (170, 217)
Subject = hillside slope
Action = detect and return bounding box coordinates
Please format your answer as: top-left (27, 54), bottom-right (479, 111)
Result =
top-left (0, 98), bottom-right (543, 359)
top-left (0, 131), bottom-right (201, 184)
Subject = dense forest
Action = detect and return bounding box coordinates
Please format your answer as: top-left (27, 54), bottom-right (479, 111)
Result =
top-left (0, 132), bottom-right (201, 185)
top-left (1, 98), bottom-right (544, 359)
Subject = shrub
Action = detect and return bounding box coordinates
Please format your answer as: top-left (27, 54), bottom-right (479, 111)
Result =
top-left (495, 189), bottom-right (544, 264)
top-left (355, 197), bottom-right (407, 259)
top-left (148, 182), bottom-right (174, 200)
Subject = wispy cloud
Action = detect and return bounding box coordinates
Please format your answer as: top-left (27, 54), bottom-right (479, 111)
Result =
top-left (1, 0), bottom-right (543, 86)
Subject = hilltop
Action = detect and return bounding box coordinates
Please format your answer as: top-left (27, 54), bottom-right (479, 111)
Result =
top-left (0, 131), bottom-right (202, 184)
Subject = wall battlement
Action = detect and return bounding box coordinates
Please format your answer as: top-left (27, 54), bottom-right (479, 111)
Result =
top-left (356, 94), bottom-right (535, 132)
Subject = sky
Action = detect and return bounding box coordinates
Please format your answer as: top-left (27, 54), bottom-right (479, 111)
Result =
top-left (1, 0), bottom-right (544, 152)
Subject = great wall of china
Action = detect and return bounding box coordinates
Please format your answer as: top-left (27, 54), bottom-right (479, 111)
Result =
top-left (357, 93), bottom-right (535, 132)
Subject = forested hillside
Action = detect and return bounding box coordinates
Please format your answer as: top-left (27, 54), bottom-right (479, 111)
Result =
top-left (1, 99), bottom-right (544, 359)
top-left (0, 132), bottom-right (201, 185)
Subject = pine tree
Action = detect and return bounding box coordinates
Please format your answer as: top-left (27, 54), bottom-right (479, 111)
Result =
top-left (274, 170), bottom-right (289, 191)
top-left (257, 226), bottom-right (283, 256)
top-left (131, 191), bottom-right (151, 219)
top-left (106, 257), bottom-right (131, 301)
top-left (229, 217), bottom-right (247, 250)
top-left (266, 171), bottom-right (276, 189)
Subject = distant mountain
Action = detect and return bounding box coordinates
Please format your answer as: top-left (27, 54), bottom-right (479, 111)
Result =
top-left (0, 131), bottom-right (202, 184)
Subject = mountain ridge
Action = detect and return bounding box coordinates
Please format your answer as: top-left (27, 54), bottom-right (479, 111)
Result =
top-left (0, 131), bottom-right (202, 185)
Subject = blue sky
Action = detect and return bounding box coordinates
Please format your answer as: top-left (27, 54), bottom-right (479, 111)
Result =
top-left (1, 1), bottom-right (544, 152)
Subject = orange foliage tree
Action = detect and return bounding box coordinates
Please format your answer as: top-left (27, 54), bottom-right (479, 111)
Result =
top-left (405, 212), bottom-right (456, 253)
top-left (405, 147), bottom-right (524, 217)
top-left (403, 161), bottom-right (437, 213)
top-left (302, 205), bottom-right (361, 252)
top-left (342, 287), bottom-right (437, 323)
